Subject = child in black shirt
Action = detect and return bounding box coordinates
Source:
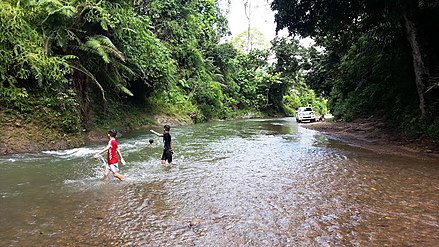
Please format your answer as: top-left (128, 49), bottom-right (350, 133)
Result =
top-left (150, 125), bottom-right (173, 166)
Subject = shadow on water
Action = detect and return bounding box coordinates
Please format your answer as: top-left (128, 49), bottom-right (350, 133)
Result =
top-left (1, 117), bottom-right (439, 246)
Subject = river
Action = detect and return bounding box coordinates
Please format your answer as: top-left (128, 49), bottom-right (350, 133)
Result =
top-left (1, 118), bottom-right (438, 246)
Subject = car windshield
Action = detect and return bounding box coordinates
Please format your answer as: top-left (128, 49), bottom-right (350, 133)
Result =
top-left (299, 107), bottom-right (313, 112)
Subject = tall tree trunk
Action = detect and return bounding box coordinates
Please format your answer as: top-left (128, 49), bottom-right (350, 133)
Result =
top-left (244, 0), bottom-right (252, 52)
top-left (74, 74), bottom-right (91, 130)
top-left (403, 12), bottom-right (429, 117)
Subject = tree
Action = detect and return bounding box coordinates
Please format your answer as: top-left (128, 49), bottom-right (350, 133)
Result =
top-left (231, 28), bottom-right (270, 52)
top-left (0, 1), bottom-right (69, 110)
top-left (271, 0), bottom-right (439, 118)
top-left (303, 47), bottom-right (336, 98)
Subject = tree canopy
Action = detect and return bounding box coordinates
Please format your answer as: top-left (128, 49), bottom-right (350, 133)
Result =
top-left (272, 0), bottom-right (439, 137)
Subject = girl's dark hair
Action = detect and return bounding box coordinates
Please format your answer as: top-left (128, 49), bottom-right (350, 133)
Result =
top-left (108, 129), bottom-right (118, 137)
top-left (164, 125), bottom-right (171, 131)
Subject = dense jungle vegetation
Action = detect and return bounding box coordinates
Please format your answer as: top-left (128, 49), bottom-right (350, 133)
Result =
top-left (0, 0), bottom-right (325, 152)
top-left (1, 0), bottom-right (439, 153)
top-left (272, 0), bottom-right (439, 138)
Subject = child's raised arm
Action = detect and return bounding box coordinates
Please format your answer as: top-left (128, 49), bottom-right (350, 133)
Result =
top-left (150, 129), bottom-right (163, 137)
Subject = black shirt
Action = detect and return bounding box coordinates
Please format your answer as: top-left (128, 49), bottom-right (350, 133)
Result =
top-left (163, 132), bottom-right (172, 151)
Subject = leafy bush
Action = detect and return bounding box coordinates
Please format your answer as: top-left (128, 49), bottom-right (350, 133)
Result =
top-left (284, 86), bottom-right (328, 116)
top-left (146, 85), bottom-right (199, 122)
top-left (194, 81), bottom-right (225, 120)
top-left (0, 2), bottom-right (69, 94)
top-left (40, 90), bottom-right (81, 133)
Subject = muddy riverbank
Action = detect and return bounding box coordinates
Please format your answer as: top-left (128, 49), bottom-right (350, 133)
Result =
top-left (302, 118), bottom-right (439, 159)
top-left (0, 113), bottom-right (187, 155)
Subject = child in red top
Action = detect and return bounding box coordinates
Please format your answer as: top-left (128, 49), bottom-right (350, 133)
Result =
top-left (94, 129), bottom-right (126, 181)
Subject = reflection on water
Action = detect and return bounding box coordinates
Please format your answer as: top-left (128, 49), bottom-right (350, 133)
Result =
top-left (1, 118), bottom-right (439, 246)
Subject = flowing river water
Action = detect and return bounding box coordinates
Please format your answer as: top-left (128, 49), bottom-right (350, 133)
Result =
top-left (1, 118), bottom-right (439, 246)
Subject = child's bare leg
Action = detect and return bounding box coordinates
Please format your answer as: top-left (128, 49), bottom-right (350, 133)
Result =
top-left (103, 169), bottom-right (110, 181)
top-left (113, 172), bottom-right (125, 181)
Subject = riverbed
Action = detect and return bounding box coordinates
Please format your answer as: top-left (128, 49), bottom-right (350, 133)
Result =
top-left (1, 118), bottom-right (438, 246)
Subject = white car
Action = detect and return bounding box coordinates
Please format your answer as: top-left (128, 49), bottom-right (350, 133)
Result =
top-left (295, 107), bottom-right (316, 123)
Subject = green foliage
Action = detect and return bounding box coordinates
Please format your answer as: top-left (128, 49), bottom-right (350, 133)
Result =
top-left (146, 85), bottom-right (199, 122)
top-left (1, 0), bottom-right (332, 149)
top-left (109, 5), bottom-right (176, 91)
top-left (271, 37), bottom-right (305, 80)
top-left (284, 86), bottom-right (327, 117)
top-left (0, 2), bottom-right (69, 90)
top-left (325, 32), bottom-right (418, 122)
top-left (0, 0), bottom-right (71, 126)
top-left (283, 93), bottom-right (301, 116)
top-left (231, 28), bottom-right (270, 52)
top-left (0, 87), bottom-right (30, 112)
top-left (194, 81), bottom-right (227, 120)
top-left (270, 37), bottom-right (328, 115)
top-left (272, 0), bottom-right (439, 142)
top-left (39, 90), bottom-right (81, 132)
top-left (81, 35), bottom-right (125, 63)
top-left (305, 48), bottom-right (337, 97)
top-left (0, 87), bottom-right (81, 132)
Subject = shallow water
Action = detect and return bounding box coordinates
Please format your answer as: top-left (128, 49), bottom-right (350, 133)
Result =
top-left (1, 118), bottom-right (439, 246)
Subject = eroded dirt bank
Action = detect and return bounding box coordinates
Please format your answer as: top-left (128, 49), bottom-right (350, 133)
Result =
top-left (0, 114), bottom-right (187, 155)
top-left (302, 118), bottom-right (439, 159)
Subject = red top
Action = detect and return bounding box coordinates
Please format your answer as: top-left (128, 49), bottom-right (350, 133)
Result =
top-left (107, 139), bottom-right (118, 164)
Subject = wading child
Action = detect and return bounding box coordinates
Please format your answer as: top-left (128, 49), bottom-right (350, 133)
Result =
top-left (147, 139), bottom-right (159, 146)
top-left (150, 125), bottom-right (173, 166)
top-left (93, 129), bottom-right (127, 181)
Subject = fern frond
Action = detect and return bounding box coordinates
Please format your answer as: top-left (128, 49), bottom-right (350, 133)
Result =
top-left (106, 72), bottom-right (134, 97)
top-left (116, 83), bottom-right (134, 97)
top-left (62, 55), bottom-right (78, 60)
top-left (113, 60), bottom-right (136, 79)
top-left (49, 6), bottom-right (76, 18)
top-left (80, 36), bottom-right (125, 63)
top-left (82, 38), bottom-right (110, 63)
top-left (39, 0), bottom-right (76, 23)
top-left (94, 35), bottom-right (125, 62)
